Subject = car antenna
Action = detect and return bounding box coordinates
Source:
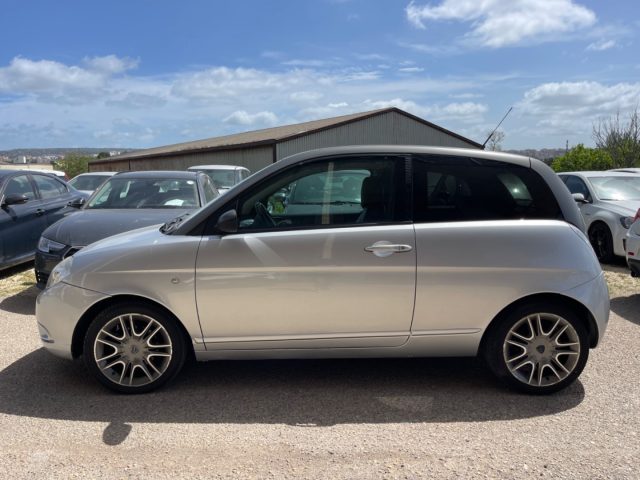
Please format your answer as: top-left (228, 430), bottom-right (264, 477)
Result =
top-left (482, 106), bottom-right (513, 149)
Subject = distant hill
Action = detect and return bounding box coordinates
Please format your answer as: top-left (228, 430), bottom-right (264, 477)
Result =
top-left (506, 148), bottom-right (567, 165)
top-left (0, 147), bottom-right (135, 163)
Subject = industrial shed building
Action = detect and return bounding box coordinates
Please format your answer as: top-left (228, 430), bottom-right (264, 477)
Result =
top-left (89, 107), bottom-right (482, 173)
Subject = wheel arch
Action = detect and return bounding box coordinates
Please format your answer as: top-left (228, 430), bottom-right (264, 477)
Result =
top-left (71, 294), bottom-right (195, 360)
top-left (479, 292), bottom-right (599, 356)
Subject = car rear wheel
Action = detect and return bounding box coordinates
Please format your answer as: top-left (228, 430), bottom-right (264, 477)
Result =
top-left (588, 222), bottom-right (614, 263)
top-left (484, 302), bottom-right (589, 394)
top-left (83, 302), bottom-right (187, 394)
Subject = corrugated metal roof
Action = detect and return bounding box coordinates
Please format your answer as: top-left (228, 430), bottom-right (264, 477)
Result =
top-left (92, 107), bottom-right (482, 165)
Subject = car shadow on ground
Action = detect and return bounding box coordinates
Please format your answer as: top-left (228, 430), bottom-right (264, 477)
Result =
top-left (610, 295), bottom-right (640, 326)
top-left (0, 349), bottom-right (585, 445)
top-left (0, 287), bottom-right (38, 315)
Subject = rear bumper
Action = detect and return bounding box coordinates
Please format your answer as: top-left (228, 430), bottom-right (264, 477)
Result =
top-left (564, 272), bottom-right (610, 347)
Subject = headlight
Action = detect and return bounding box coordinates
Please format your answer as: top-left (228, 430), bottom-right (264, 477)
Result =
top-left (620, 216), bottom-right (634, 229)
top-left (38, 237), bottom-right (67, 253)
top-left (46, 257), bottom-right (73, 289)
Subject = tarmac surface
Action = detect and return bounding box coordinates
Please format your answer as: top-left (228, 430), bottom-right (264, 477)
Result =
top-left (0, 284), bottom-right (639, 479)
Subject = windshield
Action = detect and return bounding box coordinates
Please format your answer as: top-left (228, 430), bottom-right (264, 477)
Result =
top-left (86, 177), bottom-right (199, 209)
top-left (589, 176), bottom-right (640, 201)
top-left (195, 169), bottom-right (237, 188)
top-left (69, 175), bottom-right (110, 191)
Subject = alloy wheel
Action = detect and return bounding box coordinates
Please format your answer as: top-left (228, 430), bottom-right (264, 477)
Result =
top-left (93, 313), bottom-right (173, 387)
top-left (503, 313), bottom-right (581, 387)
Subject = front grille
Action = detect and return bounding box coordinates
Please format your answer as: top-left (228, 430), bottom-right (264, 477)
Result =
top-left (63, 247), bottom-right (82, 259)
top-left (36, 271), bottom-right (49, 286)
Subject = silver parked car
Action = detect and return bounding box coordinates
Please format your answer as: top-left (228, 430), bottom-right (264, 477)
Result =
top-left (187, 165), bottom-right (251, 194)
top-left (558, 171), bottom-right (640, 262)
top-left (36, 146), bottom-right (609, 394)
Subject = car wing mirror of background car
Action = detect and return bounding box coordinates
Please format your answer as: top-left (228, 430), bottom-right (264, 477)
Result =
top-left (1, 193), bottom-right (29, 207)
top-left (67, 197), bottom-right (86, 209)
top-left (572, 193), bottom-right (590, 204)
top-left (215, 209), bottom-right (238, 234)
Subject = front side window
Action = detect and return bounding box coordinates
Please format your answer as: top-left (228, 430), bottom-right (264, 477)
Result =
top-left (563, 175), bottom-right (591, 200)
top-left (236, 156), bottom-right (405, 231)
top-left (86, 178), bottom-right (199, 209)
top-left (4, 175), bottom-right (36, 200)
top-left (33, 174), bottom-right (67, 199)
top-left (413, 156), bottom-right (562, 223)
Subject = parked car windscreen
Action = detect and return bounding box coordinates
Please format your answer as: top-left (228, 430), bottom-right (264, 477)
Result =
top-left (86, 178), bottom-right (199, 209)
top-left (197, 170), bottom-right (237, 189)
top-left (589, 176), bottom-right (640, 201)
top-left (69, 175), bottom-right (110, 191)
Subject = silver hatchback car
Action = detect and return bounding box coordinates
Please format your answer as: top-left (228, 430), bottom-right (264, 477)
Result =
top-left (36, 146), bottom-right (609, 394)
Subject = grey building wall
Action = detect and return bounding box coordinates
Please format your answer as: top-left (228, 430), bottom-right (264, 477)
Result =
top-left (90, 146), bottom-right (273, 173)
top-left (276, 110), bottom-right (477, 160)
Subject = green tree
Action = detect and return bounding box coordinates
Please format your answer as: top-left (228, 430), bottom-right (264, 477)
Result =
top-left (551, 144), bottom-right (613, 172)
top-left (54, 152), bottom-right (90, 179)
top-left (96, 151), bottom-right (111, 159)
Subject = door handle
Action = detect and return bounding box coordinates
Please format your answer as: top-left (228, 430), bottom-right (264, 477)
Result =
top-left (365, 242), bottom-right (413, 257)
top-left (35, 209), bottom-right (45, 216)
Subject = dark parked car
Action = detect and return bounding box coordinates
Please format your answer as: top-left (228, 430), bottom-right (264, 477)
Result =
top-left (1, 170), bottom-right (88, 271)
top-left (35, 170), bottom-right (219, 286)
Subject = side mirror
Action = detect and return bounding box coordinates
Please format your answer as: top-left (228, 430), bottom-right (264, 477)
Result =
top-left (67, 197), bottom-right (86, 208)
top-left (1, 193), bottom-right (29, 207)
top-left (572, 193), bottom-right (589, 204)
top-left (215, 209), bottom-right (238, 234)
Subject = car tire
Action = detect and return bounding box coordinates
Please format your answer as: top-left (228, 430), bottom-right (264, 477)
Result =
top-left (83, 302), bottom-right (187, 394)
top-left (484, 302), bottom-right (589, 395)
top-left (588, 222), bottom-right (615, 263)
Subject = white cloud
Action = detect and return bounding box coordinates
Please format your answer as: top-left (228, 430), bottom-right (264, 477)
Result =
top-left (0, 56), bottom-right (491, 148)
top-left (518, 81), bottom-right (640, 137)
top-left (399, 67), bottom-right (424, 73)
top-left (223, 110), bottom-right (278, 126)
top-left (83, 55), bottom-right (138, 74)
top-left (586, 39), bottom-right (616, 51)
top-left (406, 0), bottom-right (597, 48)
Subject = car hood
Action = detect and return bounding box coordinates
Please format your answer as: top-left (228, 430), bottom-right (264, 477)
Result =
top-left (42, 208), bottom-right (193, 246)
top-left (597, 200), bottom-right (640, 217)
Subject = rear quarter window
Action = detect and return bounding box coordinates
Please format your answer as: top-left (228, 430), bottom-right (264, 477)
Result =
top-left (413, 156), bottom-right (562, 223)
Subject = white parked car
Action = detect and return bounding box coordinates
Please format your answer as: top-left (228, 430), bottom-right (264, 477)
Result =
top-left (187, 165), bottom-right (251, 193)
top-left (558, 171), bottom-right (640, 262)
top-left (37, 146), bottom-right (609, 395)
top-left (67, 172), bottom-right (115, 195)
top-left (625, 221), bottom-right (640, 276)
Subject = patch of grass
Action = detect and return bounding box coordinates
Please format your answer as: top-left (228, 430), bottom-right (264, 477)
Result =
top-left (0, 264), bottom-right (36, 298)
top-left (602, 264), bottom-right (638, 298)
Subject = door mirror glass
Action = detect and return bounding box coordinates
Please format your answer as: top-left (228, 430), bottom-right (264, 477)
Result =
top-left (215, 209), bottom-right (238, 234)
top-left (67, 197), bottom-right (86, 208)
top-left (2, 193), bottom-right (29, 206)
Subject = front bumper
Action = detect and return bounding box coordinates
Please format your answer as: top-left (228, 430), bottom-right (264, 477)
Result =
top-left (36, 282), bottom-right (109, 359)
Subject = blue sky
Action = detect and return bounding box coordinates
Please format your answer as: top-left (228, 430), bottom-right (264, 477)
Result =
top-left (1, 0), bottom-right (639, 150)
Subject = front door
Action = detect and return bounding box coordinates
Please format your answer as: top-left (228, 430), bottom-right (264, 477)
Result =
top-left (195, 155), bottom-right (416, 350)
top-left (0, 174), bottom-right (45, 263)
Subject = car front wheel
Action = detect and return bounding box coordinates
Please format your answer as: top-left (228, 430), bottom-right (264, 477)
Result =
top-left (588, 222), bottom-right (614, 263)
top-left (484, 302), bottom-right (589, 394)
top-left (83, 302), bottom-right (187, 394)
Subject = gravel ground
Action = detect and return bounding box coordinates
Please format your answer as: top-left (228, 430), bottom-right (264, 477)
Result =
top-left (0, 264), bottom-right (639, 479)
